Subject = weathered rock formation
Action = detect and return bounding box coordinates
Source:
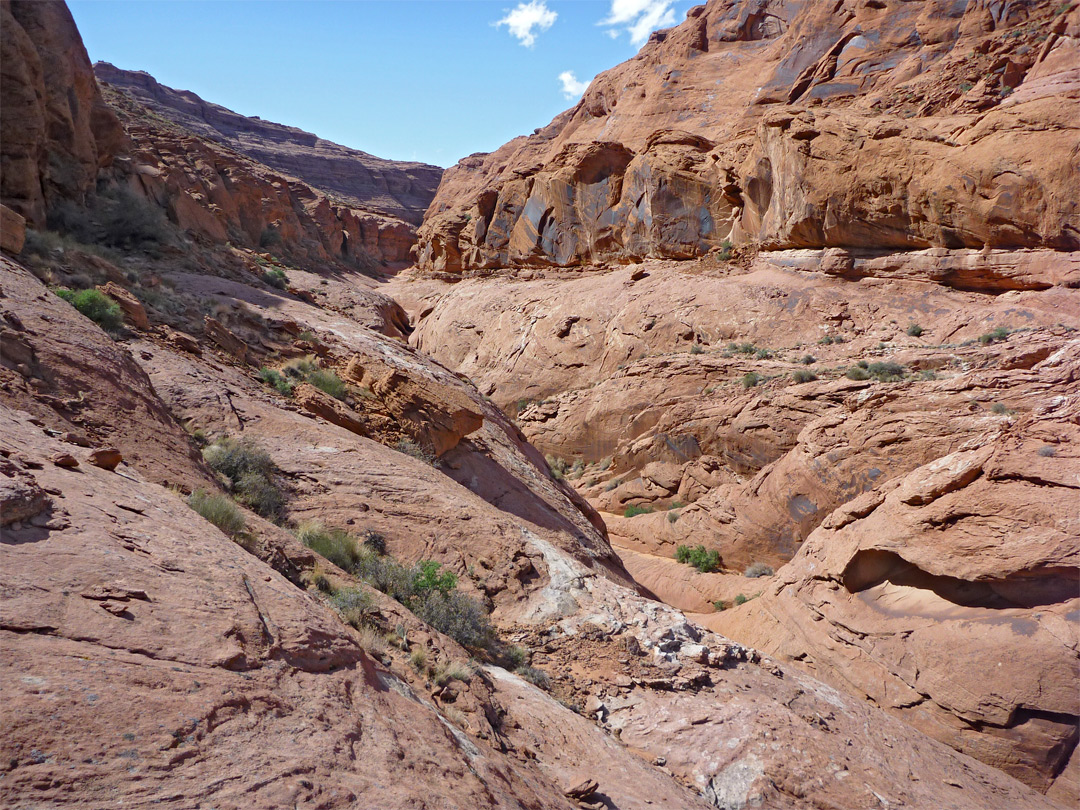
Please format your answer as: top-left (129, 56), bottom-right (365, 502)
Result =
top-left (0, 0), bottom-right (123, 226)
top-left (415, 0), bottom-right (1079, 273)
top-left (94, 62), bottom-right (443, 227)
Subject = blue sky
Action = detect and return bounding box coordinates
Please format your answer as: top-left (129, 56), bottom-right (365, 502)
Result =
top-left (69, 1), bottom-right (688, 167)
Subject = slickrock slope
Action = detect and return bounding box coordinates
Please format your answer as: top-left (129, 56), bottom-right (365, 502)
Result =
top-left (95, 62), bottom-right (443, 227)
top-left (396, 252), bottom-right (1080, 795)
top-left (709, 387), bottom-right (1080, 799)
top-left (415, 0), bottom-right (1079, 273)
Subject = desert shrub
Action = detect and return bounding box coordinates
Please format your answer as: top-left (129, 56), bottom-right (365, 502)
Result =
top-left (623, 504), bottom-right (653, 518)
top-left (867, 362), bottom-right (905, 382)
top-left (742, 372), bottom-right (761, 388)
top-left (907, 323), bottom-right (924, 337)
top-left (97, 188), bottom-right (171, 249)
top-left (744, 562), bottom-right (775, 578)
top-left (299, 523), bottom-right (362, 571)
top-left (791, 369), bottom-right (817, 384)
top-left (282, 355), bottom-right (319, 379)
top-left (818, 335), bottom-right (834, 345)
top-left (410, 647), bottom-right (427, 671)
top-left (308, 368), bottom-right (347, 399)
top-left (353, 551), bottom-right (415, 603)
top-left (546, 455), bottom-right (570, 480)
top-left (203, 436), bottom-right (283, 519)
top-left (713, 600), bottom-right (727, 612)
top-left (736, 342), bottom-right (757, 355)
top-left (362, 530), bottom-right (387, 555)
top-left (667, 511), bottom-right (679, 524)
top-left (259, 367), bottom-right (295, 396)
top-left (845, 365), bottom-right (871, 381)
top-left (413, 559), bottom-right (458, 597)
top-left (918, 369), bottom-right (938, 381)
top-left (801, 354), bottom-right (816, 365)
top-left (189, 489), bottom-right (246, 537)
top-left (991, 402), bottom-right (1008, 415)
top-left (734, 593), bottom-right (749, 605)
top-left (674, 544), bottom-right (720, 573)
top-left (263, 268), bottom-right (288, 289)
top-left (50, 188), bottom-right (170, 250)
top-left (413, 589), bottom-right (495, 649)
top-left (329, 587), bottom-right (375, 628)
top-left (434, 661), bottom-right (473, 685)
top-left (690, 344), bottom-right (704, 355)
top-left (55, 288), bottom-right (123, 331)
top-left (516, 665), bottom-right (551, 689)
top-left (396, 439), bottom-right (437, 465)
top-left (1037, 445), bottom-right (1057, 457)
top-left (504, 645), bottom-right (529, 669)
top-left (979, 326), bottom-right (1010, 344)
top-left (259, 226), bottom-right (282, 247)
top-left (755, 348), bottom-right (772, 360)
top-left (718, 238), bottom-right (733, 261)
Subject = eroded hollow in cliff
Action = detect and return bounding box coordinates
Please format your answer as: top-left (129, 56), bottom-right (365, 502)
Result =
top-left (841, 550), bottom-right (1080, 612)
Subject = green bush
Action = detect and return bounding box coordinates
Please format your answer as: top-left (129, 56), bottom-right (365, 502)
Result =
top-left (801, 355), bottom-right (816, 365)
top-left (308, 368), bottom-right (348, 400)
top-left (189, 489), bottom-right (246, 538)
top-left (49, 188), bottom-right (170, 251)
top-left (300, 523), bottom-right (362, 571)
top-left (991, 402), bottom-right (1008, 415)
top-left (546, 455), bottom-right (570, 480)
top-left (516, 665), bottom-right (551, 689)
top-left (412, 559), bottom-right (458, 597)
top-left (667, 511), bottom-right (679, 524)
top-left (742, 372), bottom-right (761, 388)
top-left (55, 288), bottom-right (124, 331)
top-left (734, 593), bottom-right (749, 606)
top-left (329, 587), bottom-right (375, 628)
top-left (979, 326), bottom-right (1009, 345)
top-left (907, 323), bottom-right (924, 337)
top-left (263, 268), bottom-right (288, 289)
top-left (259, 367), bottom-right (295, 396)
top-left (718, 238), bottom-right (733, 261)
top-left (623, 504), bottom-right (653, 518)
top-left (755, 348), bottom-right (772, 360)
top-left (713, 600), bottom-right (727, 612)
top-left (413, 589), bottom-right (494, 649)
top-left (259, 226), bottom-right (282, 248)
top-left (744, 562), bottom-right (774, 578)
top-left (845, 365), bottom-right (871, 381)
top-left (690, 344), bottom-right (704, 355)
top-left (203, 436), bottom-right (284, 520)
top-left (674, 544), bottom-right (720, 573)
top-left (791, 369), bottom-right (817, 384)
top-left (362, 530), bottom-right (387, 555)
top-left (918, 369), bottom-right (938, 381)
top-left (867, 362), bottom-right (905, 382)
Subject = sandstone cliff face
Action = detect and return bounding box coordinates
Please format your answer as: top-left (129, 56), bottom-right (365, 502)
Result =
top-left (0, 0), bottom-right (123, 227)
top-left (103, 83), bottom-right (417, 266)
top-left (415, 0), bottom-right (1079, 273)
top-left (94, 62), bottom-right (443, 227)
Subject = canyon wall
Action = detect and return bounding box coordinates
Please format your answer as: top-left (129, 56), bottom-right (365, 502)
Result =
top-left (414, 0), bottom-right (1079, 274)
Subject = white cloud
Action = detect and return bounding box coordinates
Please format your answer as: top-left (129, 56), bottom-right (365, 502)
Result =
top-left (601, 0), bottom-right (677, 45)
top-left (558, 70), bottom-right (591, 99)
top-left (496, 1), bottom-right (557, 48)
